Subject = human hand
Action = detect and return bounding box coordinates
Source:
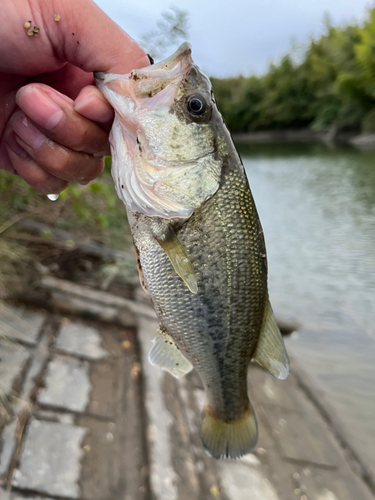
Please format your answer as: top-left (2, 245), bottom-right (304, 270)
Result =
top-left (0, 0), bottom-right (149, 194)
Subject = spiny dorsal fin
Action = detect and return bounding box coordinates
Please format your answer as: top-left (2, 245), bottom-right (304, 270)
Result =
top-left (253, 300), bottom-right (289, 380)
top-left (154, 225), bottom-right (198, 294)
top-left (148, 324), bottom-right (193, 378)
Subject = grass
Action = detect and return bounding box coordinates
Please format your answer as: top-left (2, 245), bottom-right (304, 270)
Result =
top-left (0, 158), bottom-right (132, 247)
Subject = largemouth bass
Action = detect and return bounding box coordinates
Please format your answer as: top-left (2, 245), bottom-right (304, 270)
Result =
top-left (95, 43), bottom-right (289, 459)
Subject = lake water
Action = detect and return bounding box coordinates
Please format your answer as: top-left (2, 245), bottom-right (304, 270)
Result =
top-left (241, 143), bottom-right (375, 473)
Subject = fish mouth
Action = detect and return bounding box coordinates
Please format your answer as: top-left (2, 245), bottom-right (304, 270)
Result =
top-left (94, 42), bottom-right (193, 102)
top-left (94, 42), bottom-right (191, 84)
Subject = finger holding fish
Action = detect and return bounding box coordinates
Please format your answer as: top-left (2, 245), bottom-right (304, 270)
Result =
top-left (4, 84), bottom-right (112, 193)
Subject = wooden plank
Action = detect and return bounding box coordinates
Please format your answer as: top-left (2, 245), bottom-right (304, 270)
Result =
top-left (262, 405), bottom-right (342, 468)
top-left (248, 364), bottom-right (306, 412)
top-left (78, 323), bottom-right (149, 500)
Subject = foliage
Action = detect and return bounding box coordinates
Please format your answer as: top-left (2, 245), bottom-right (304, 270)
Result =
top-left (139, 6), bottom-right (189, 61)
top-left (0, 158), bottom-right (130, 250)
top-left (362, 108), bottom-right (375, 132)
top-left (355, 8), bottom-right (375, 99)
top-left (212, 8), bottom-right (375, 133)
top-left (0, 158), bottom-right (136, 299)
top-left (0, 238), bottom-right (34, 299)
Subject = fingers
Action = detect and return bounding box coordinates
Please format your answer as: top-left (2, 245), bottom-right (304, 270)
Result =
top-left (3, 82), bottom-right (110, 193)
top-left (16, 84), bottom-right (110, 155)
top-left (74, 86), bottom-right (114, 131)
top-left (35, 65), bottom-right (96, 100)
top-left (5, 131), bottom-right (69, 194)
top-left (11, 111), bottom-right (104, 183)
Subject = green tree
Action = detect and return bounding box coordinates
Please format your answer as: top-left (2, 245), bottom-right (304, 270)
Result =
top-left (355, 8), bottom-right (375, 99)
top-left (212, 8), bottom-right (375, 133)
top-left (255, 56), bottom-right (313, 129)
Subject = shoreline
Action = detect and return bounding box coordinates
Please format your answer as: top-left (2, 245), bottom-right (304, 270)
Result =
top-left (232, 129), bottom-right (375, 149)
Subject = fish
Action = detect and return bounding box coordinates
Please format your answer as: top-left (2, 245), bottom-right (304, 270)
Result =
top-left (95, 43), bottom-right (289, 459)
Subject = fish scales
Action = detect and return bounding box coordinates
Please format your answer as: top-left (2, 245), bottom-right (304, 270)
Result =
top-left (131, 156), bottom-right (267, 420)
top-left (95, 42), bottom-right (289, 459)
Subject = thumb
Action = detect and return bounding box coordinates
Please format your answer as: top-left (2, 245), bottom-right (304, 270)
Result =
top-left (47, 0), bottom-right (149, 74)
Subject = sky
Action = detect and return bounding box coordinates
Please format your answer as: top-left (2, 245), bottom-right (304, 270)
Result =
top-left (95, 0), bottom-right (374, 77)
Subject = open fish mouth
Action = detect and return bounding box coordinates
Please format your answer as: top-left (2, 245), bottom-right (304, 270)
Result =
top-left (95, 43), bottom-right (222, 219)
top-left (95, 42), bottom-right (193, 99)
top-left (94, 43), bottom-right (193, 110)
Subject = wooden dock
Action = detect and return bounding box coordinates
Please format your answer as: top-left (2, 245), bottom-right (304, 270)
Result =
top-left (0, 277), bottom-right (374, 500)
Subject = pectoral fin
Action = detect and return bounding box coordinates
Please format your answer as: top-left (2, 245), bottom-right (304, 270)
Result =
top-left (155, 226), bottom-right (198, 294)
top-left (149, 325), bottom-right (193, 378)
top-left (253, 300), bottom-right (289, 380)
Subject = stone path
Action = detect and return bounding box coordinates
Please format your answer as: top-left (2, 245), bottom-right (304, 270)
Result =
top-left (0, 300), bottom-right (148, 500)
top-left (0, 281), bottom-right (374, 500)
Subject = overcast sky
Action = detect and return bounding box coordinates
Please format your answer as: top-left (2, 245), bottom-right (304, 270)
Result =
top-left (95, 0), bottom-right (374, 77)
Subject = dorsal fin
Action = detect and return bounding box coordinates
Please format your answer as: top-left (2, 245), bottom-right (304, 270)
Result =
top-left (253, 300), bottom-right (289, 380)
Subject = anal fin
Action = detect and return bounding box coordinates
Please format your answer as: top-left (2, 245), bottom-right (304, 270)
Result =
top-left (253, 300), bottom-right (289, 380)
top-left (154, 224), bottom-right (198, 294)
top-left (148, 325), bottom-right (193, 378)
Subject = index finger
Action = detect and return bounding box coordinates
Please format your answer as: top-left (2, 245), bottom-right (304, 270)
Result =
top-left (74, 86), bottom-right (114, 132)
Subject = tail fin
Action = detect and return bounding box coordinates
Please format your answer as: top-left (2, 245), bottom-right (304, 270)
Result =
top-left (200, 404), bottom-right (258, 459)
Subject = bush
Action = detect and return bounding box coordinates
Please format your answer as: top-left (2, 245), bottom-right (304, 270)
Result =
top-left (212, 8), bottom-right (375, 133)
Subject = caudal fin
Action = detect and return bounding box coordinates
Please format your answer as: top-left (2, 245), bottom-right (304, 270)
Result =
top-left (200, 404), bottom-right (258, 459)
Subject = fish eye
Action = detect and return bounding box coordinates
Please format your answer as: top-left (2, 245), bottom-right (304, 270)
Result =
top-left (187, 95), bottom-right (206, 116)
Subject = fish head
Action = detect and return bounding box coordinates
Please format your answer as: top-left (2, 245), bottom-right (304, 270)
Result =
top-left (95, 43), bottom-right (224, 219)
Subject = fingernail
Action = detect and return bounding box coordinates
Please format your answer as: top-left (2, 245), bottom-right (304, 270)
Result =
top-left (13, 114), bottom-right (49, 149)
top-left (74, 95), bottom-right (114, 124)
top-left (17, 87), bottom-right (63, 130)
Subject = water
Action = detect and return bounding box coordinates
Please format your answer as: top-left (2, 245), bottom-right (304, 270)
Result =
top-left (241, 143), bottom-right (375, 471)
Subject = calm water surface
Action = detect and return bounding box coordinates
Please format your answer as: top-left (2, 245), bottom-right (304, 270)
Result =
top-left (240, 143), bottom-right (375, 469)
